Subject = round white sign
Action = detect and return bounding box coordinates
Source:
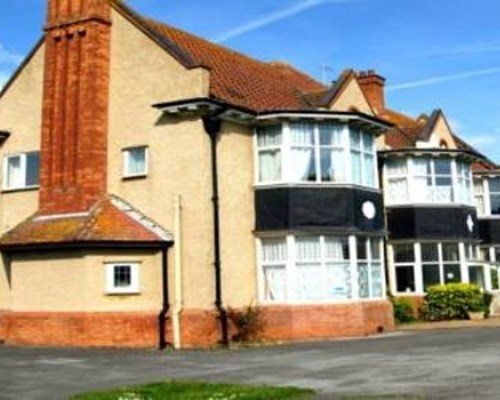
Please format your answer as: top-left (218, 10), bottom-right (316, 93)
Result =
top-left (362, 201), bottom-right (376, 220)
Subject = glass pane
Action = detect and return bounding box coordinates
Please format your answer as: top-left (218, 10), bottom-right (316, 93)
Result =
top-left (290, 148), bottom-right (316, 181)
top-left (257, 125), bottom-right (282, 147)
top-left (261, 238), bottom-right (287, 263)
top-left (362, 132), bottom-right (374, 153)
top-left (127, 148), bottom-right (146, 175)
top-left (295, 236), bottom-right (320, 261)
top-left (434, 159), bottom-right (451, 175)
top-left (421, 244), bottom-right (439, 262)
top-left (423, 264), bottom-right (441, 290)
top-left (325, 262), bottom-right (351, 299)
top-left (319, 124), bottom-right (343, 146)
top-left (387, 159), bottom-right (407, 176)
top-left (396, 266), bottom-right (415, 293)
top-left (357, 237), bottom-right (367, 260)
top-left (370, 239), bottom-right (381, 260)
top-left (324, 237), bottom-right (349, 260)
top-left (444, 264), bottom-right (461, 284)
top-left (370, 262), bottom-right (383, 298)
top-left (259, 150), bottom-right (281, 182)
top-left (358, 262), bottom-right (369, 298)
top-left (263, 265), bottom-right (286, 301)
top-left (473, 179), bottom-right (483, 194)
top-left (295, 263), bottom-right (323, 301)
top-left (491, 266), bottom-right (499, 290)
top-left (491, 194), bottom-right (500, 215)
top-left (6, 155), bottom-right (22, 188)
top-left (25, 152), bottom-right (40, 187)
top-left (469, 265), bottom-right (485, 289)
top-left (320, 149), bottom-right (344, 182)
top-left (489, 177), bottom-right (500, 193)
top-left (412, 158), bottom-right (430, 175)
top-left (364, 154), bottom-right (375, 187)
top-left (351, 151), bottom-right (362, 185)
top-left (442, 243), bottom-right (459, 262)
top-left (388, 178), bottom-right (408, 203)
top-left (394, 244), bottom-right (415, 263)
top-left (290, 123), bottom-right (314, 146)
top-left (114, 266), bottom-right (131, 288)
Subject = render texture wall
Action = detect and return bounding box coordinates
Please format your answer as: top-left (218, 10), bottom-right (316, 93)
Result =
top-left (0, 43), bottom-right (45, 312)
top-left (330, 79), bottom-right (374, 115)
top-left (428, 116), bottom-right (457, 149)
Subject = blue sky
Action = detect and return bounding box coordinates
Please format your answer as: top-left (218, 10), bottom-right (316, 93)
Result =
top-left (1, 0), bottom-right (499, 162)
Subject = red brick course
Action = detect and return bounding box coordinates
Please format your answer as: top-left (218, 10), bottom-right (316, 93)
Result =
top-left (396, 295), bottom-right (425, 318)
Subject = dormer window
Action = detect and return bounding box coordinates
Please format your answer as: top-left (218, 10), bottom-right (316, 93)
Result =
top-left (256, 122), bottom-right (378, 189)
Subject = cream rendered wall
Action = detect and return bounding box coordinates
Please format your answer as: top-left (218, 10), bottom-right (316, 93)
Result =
top-left (218, 122), bottom-right (256, 308)
top-left (11, 250), bottom-right (162, 312)
top-left (0, 43), bottom-right (45, 311)
top-left (107, 10), bottom-right (218, 310)
top-left (330, 79), bottom-right (374, 115)
top-left (428, 116), bottom-right (458, 149)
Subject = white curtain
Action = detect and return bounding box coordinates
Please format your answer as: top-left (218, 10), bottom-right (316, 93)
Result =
top-left (295, 237), bottom-right (321, 261)
top-left (259, 150), bottom-right (281, 182)
top-left (324, 237), bottom-right (348, 260)
top-left (263, 266), bottom-right (286, 301)
top-left (261, 238), bottom-right (287, 263)
top-left (290, 148), bottom-right (314, 181)
top-left (7, 156), bottom-right (22, 188)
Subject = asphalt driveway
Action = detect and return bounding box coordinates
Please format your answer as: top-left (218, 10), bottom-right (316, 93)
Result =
top-left (1, 327), bottom-right (500, 399)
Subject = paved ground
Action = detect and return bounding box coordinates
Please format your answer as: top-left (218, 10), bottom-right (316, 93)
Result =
top-left (1, 328), bottom-right (500, 399)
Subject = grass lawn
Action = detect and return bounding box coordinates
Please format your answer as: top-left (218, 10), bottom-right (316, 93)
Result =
top-left (71, 380), bottom-right (315, 400)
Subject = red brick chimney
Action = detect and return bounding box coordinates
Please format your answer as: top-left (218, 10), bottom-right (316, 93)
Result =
top-left (39, 0), bottom-right (112, 214)
top-left (357, 70), bottom-right (386, 114)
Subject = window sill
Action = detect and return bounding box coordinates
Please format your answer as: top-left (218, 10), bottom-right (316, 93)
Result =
top-left (122, 174), bottom-right (147, 181)
top-left (254, 182), bottom-right (381, 192)
top-left (1, 186), bottom-right (39, 194)
top-left (105, 290), bottom-right (141, 296)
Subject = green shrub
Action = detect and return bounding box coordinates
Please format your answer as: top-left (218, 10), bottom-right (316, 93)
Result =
top-left (483, 291), bottom-right (494, 317)
top-left (391, 297), bottom-right (416, 324)
top-left (228, 305), bottom-right (264, 343)
top-left (422, 283), bottom-right (484, 321)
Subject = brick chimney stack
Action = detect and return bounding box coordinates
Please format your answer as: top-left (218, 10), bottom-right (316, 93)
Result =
top-left (39, 0), bottom-right (112, 214)
top-left (357, 70), bottom-right (386, 114)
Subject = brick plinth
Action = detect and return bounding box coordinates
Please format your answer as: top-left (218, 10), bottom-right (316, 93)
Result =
top-left (0, 311), bottom-right (8, 342)
top-left (396, 296), bottom-right (425, 318)
top-left (260, 301), bottom-right (394, 341)
top-left (4, 312), bottom-right (159, 348)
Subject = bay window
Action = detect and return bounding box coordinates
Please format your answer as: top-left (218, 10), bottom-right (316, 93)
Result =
top-left (473, 177), bottom-right (500, 216)
top-left (256, 122), bottom-right (377, 188)
top-left (259, 235), bottom-right (384, 303)
top-left (489, 178), bottom-right (500, 215)
top-left (385, 156), bottom-right (473, 206)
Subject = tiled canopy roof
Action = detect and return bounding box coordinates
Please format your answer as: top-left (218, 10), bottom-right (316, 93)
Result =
top-left (114, 1), bottom-right (326, 113)
top-left (0, 195), bottom-right (172, 249)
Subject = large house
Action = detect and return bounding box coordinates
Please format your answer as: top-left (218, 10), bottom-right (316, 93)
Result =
top-left (0, 0), bottom-right (497, 348)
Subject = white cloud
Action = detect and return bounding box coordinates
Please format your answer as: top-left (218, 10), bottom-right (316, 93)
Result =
top-left (423, 41), bottom-right (500, 57)
top-left (211, 0), bottom-right (356, 43)
top-left (0, 43), bottom-right (22, 66)
top-left (387, 67), bottom-right (500, 91)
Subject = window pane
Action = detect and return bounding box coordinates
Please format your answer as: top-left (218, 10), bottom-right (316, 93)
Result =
top-left (351, 151), bottom-right (362, 184)
top-left (295, 236), bottom-right (321, 261)
top-left (257, 125), bottom-right (281, 147)
top-left (350, 129), bottom-right (361, 150)
top-left (442, 243), bottom-right (459, 262)
top-left (324, 237), bottom-right (349, 260)
top-left (358, 262), bottom-right (369, 298)
top-left (489, 178), bottom-right (500, 193)
top-left (469, 266), bottom-right (485, 289)
top-left (396, 266), bottom-right (415, 293)
top-left (421, 244), bottom-right (439, 262)
top-left (364, 154), bottom-right (375, 187)
top-left (394, 244), bottom-right (415, 263)
top-left (25, 152), bottom-right (40, 187)
top-left (491, 194), bottom-right (500, 215)
top-left (114, 266), bottom-right (131, 288)
top-left (387, 159), bottom-right (407, 176)
top-left (263, 265), bottom-right (286, 302)
top-left (370, 262), bottom-right (383, 298)
top-left (6, 155), bottom-right (22, 188)
top-left (434, 159), bottom-right (451, 175)
top-left (295, 263), bottom-right (323, 301)
top-left (290, 148), bottom-right (316, 181)
top-left (259, 150), bottom-right (281, 182)
top-left (325, 262), bottom-right (351, 299)
top-left (362, 132), bottom-right (374, 153)
top-left (261, 238), bottom-right (287, 263)
top-left (127, 148), bottom-right (146, 175)
top-left (290, 123), bottom-right (314, 146)
top-left (491, 266), bottom-right (499, 290)
top-left (320, 149), bottom-right (344, 182)
top-left (444, 264), bottom-right (461, 284)
top-left (423, 264), bottom-right (440, 289)
top-left (370, 239), bottom-right (381, 260)
top-left (357, 237), bottom-right (367, 260)
top-left (319, 124), bottom-right (343, 146)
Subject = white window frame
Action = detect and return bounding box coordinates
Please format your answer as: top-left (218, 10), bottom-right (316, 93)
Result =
top-left (392, 243), bottom-right (417, 294)
top-left (255, 122), bottom-right (378, 189)
top-left (2, 151), bottom-right (40, 191)
top-left (257, 234), bottom-right (385, 305)
top-left (122, 146), bottom-right (148, 178)
top-left (105, 262), bottom-right (140, 295)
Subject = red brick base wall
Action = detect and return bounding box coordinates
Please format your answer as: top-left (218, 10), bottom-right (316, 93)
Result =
top-left (1, 301), bottom-right (394, 348)
top-left (396, 296), bottom-right (425, 318)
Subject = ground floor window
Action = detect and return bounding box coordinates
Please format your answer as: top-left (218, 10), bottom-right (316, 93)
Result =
top-left (259, 234), bottom-right (384, 303)
top-left (480, 246), bottom-right (500, 291)
top-left (105, 262), bottom-right (140, 294)
top-left (391, 241), bottom-right (491, 295)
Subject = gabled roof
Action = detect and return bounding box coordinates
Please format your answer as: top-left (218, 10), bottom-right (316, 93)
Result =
top-left (113, 1), bottom-right (326, 113)
top-left (0, 195), bottom-right (173, 250)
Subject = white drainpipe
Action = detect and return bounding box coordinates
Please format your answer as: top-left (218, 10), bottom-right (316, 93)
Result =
top-left (172, 194), bottom-right (183, 349)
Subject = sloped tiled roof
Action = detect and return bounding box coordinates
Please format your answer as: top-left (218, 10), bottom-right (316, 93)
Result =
top-left (114, 1), bottom-right (326, 113)
top-left (0, 195), bottom-right (172, 249)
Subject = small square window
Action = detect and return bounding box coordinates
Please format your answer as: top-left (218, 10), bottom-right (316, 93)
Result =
top-left (3, 151), bottom-right (40, 190)
top-left (105, 263), bottom-right (140, 294)
top-left (123, 146), bottom-right (148, 178)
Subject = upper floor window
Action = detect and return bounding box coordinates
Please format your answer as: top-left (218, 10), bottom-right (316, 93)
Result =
top-left (123, 146), bottom-right (148, 178)
top-left (3, 151), bottom-right (40, 191)
top-left (474, 177), bottom-right (500, 216)
top-left (385, 156), bottom-right (472, 206)
top-left (256, 122), bottom-right (378, 188)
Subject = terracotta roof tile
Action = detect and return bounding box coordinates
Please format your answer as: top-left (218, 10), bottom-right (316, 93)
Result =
top-left (0, 196), bottom-right (172, 248)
